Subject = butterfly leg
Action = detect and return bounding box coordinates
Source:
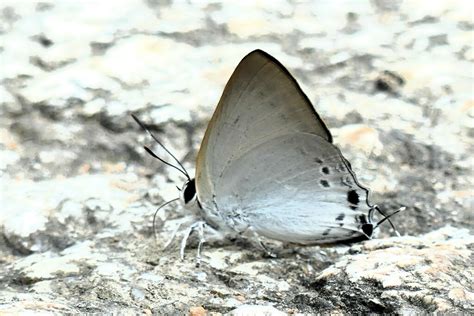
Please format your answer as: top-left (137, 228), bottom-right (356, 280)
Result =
top-left (195, 221), bottom-right (206, 265)
top-left (179, 220), bottom-right (206, 260)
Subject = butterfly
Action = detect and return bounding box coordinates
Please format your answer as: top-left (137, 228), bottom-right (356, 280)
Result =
top-left (133, 49), bottom-right (401, 258)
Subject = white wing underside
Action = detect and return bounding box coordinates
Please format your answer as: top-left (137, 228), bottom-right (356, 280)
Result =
top-left (213, 133), bottom-right (370, 243)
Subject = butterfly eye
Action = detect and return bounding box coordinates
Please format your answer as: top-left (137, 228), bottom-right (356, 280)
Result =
top-left (183, 179), bottom-right (196, 204)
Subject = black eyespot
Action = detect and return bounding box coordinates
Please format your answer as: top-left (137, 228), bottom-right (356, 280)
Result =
top-left (37, 35), bottom-right (53, 47)
top-left (362, 223), bottom-right (373, 237)
top-left (322, 167), bottom-right (330, 174)
top-left (320, 180), bottom-right (330, 187)
top-left (347, 190), bottom-right (359, 205)
top-left (183, 179), bottom-right (196, 204)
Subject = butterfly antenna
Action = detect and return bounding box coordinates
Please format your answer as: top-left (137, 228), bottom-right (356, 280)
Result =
top-left (132, 114), bottom-right (191, 180)
top-left (153, 197), bottom-right (180, 242)
top-left (373, 206), bottom-right (406, 237)
top-left (144, 146), bottom-right (190, 180)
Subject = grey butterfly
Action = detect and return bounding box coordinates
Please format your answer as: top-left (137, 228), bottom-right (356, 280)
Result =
top-left (134, 49), bottom-right (400, 257)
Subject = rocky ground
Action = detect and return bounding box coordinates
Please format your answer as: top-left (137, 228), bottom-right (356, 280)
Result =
top-left (0, 1), bottom-right (473, 314)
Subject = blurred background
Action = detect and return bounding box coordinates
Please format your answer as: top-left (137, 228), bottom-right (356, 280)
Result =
top-left (0, 0), bottom-right (472, 314)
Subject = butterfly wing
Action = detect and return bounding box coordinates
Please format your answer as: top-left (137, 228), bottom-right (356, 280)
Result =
top-left (196, 50), bottom-right (332, 214)
top-left (213, 132), bottom-right (371, 243)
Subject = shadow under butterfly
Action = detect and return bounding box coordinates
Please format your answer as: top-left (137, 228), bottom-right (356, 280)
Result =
top-left (133, 49), bottom-right (404, 259)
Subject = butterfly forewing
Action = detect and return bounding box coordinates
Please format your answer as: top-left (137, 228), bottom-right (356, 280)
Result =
top-left (196, 50), bottom-right (332, 212)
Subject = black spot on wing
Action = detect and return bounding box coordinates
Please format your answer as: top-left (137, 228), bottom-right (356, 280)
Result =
top-left (322, 166), bottom-right (330, 174)
top-left (314, 157), bottom-right (323, 164)
top-left (320, 180), bottom-right (330, 188)
top-left (362, 223), bottom-right (374, 237)
top-left (322, 229), bottom-right (331, 236)
top-left (347, 189), bottom-right (359, 210)
top-left (336, 213), bottom-right (345, 221)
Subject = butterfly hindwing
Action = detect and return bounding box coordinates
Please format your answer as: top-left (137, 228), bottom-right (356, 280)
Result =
top-left (213, 132), bottom-right (371, 243)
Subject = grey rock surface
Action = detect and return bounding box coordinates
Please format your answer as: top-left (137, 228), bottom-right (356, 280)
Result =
top-left (1, 1), bottom-right (473, 314)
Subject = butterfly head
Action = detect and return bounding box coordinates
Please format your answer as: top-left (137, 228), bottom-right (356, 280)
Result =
top-left (180, 178), bottom-right (198, 207)
top-left (131, 114), bottom-right (199, 207)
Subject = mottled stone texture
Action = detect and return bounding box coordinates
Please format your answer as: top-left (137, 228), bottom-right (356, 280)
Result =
top-left (0, 1), bottom-right (472, 314)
